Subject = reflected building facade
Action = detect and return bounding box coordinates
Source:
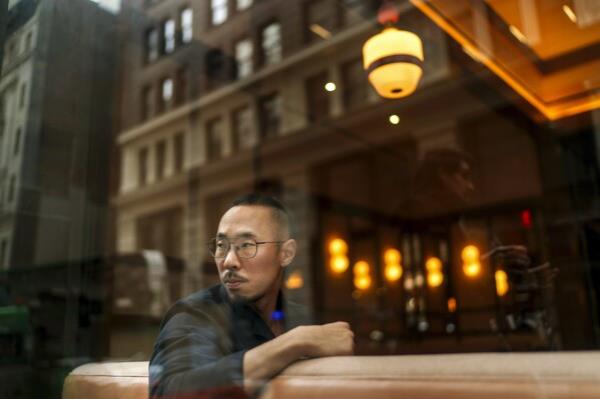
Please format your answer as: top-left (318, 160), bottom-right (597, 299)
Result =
top-left (113, 0), bottom-right (600, 357)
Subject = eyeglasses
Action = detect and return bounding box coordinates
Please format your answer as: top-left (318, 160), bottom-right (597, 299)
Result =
top-left (207, 237), bottom-right (285, 259)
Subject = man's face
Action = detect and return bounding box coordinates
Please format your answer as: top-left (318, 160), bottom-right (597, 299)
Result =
top-left (215, 205), bottom-right (286, 303)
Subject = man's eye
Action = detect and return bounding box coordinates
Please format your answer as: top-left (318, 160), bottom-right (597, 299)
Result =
top-left (215, 241), bottom-right (227, 249)
top-left (239, 242), bottom-right (255, 249)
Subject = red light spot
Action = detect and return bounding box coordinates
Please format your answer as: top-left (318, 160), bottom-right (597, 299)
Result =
top-left (521, 209), bottom-right (532, 229)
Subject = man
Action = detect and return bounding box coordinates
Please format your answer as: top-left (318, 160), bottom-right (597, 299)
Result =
top-left (149, 194), bottom-right (354, 398)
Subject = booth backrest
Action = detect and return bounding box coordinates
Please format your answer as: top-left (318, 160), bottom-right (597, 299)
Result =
top-left (63, 352), bottom-right (600, 399)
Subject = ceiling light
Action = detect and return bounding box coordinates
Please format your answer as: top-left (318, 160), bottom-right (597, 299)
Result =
top-left (389, 114), bottom-right (400, 124)
top-left (310, 24), bottom-right (332, 40)
top-left (562, 4), bottom-right (577, 23)
top-left (324, 82), bottom-right (336, 92)
top-left (509, 25), bottom-right (528, 44)
top-left (363, 2), bottom-right (424, 99)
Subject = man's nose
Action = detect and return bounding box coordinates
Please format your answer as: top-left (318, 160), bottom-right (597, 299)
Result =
top-left (223, 245), bottom-right (241, 268)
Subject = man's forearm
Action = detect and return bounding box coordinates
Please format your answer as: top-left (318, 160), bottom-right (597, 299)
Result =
top-left (243, 328), bottom-right (305, 388)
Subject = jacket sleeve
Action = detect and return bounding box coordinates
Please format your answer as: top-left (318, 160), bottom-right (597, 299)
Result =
top-left (148, 308), bottom-right (247, 399)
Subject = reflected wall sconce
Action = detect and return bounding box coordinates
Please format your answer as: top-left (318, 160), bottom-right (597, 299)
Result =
top-left (383, 248), bottom-right (403, 283)
top-left (462, 244), bottom-right (482, 278)
top-left (354, 260), bottom-right (372, 290)
top-left (328, 238), bottom-right (349, 274)
top-left (285, 271), bottom-right (304, 290)
top-left (425, 256), bottom-right (444, 288)
top-left (495, 269), bottom-right (509, 296)
top-left (362, 1), bottom-right (424, 99)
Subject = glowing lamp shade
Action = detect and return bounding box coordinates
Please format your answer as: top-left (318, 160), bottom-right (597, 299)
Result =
top-left (495, 270), bottom-right (509, 296)
top-left (447, 297), bottom-right (457, 313)
top-left (362, 27), bottom-right (424, 99)
top-left (330, 255), bottom-right (349, 273)
top-left (354, 275), bottom-right (372, 290)
top-left (285, 271), bottom-right (304, 290)
top-left (329, 238), bottom-right (348, 255)
top-left (354, 261), bottom-right (370, 276)
top-left (384, 264), bottom-right (402, 282)
top-left (384, 249), bottom-right (401, 264)
top-left (328, 238), bottom-right (349, 274)
top-left (461, 245), bottom-right (482, 278)
top-left (461, 245), bottom-right (480, 262)
top-left (425, 257), bottom-right (444, 288)
top-left (463, 262), bottom-right (481, 277)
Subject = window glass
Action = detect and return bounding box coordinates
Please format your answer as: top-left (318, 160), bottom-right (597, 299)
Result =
top-left (211, 0), bottom-right (228, 26)
top-left (2, 1), bottom-right (600, 396)
top-left (163, 19), bottom-right (176, 53)
top-left (259, 92), bottom-right (281, 138)
top-left (206, 117), bottom-right (224, 160)
top-left (146, 27), bottom-right (159, 62)
top-left (236, 0), bottom-right (253, 11)
top-left (181, 7), bottom-right (193, 43)
top-left (234, 38), bottom-right (253, 78)
top-left (261, 22), bottom-right (282, 66)
top-left (233, 105), bottom-right (256, 149)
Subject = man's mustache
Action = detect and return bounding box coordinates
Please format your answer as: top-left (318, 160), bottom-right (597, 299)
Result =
top-left (222, 270), bottom-right (248, 283)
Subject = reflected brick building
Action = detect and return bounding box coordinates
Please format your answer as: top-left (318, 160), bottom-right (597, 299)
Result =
top-left (113, 0), bottom-right (600, 357)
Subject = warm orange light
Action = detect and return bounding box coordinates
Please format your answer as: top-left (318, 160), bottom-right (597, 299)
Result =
top-left (461, 245), bottom-right (482, 278)
top-left (461, 245), bottom-right (480, 262)
top-left (427, 273), bottom-right (443, 287)
top-left (384, 264), bottom-right (402, 282)
top-left (354, 260), bottom-right (370, 276)
top-left (354, 275), bottom-right (372, 290)
top-left (463, 262), bottom-right (481, 277)
top-left (447, 297), bottom-right (457, 313)
top-left (426, 257), bottom-right (444, 288)
top-left (495, 269), bottom-right (509, 297)
top-left (285, 271), bottom-right (304, 290)
top-left (409, 0), bottom-right (600, 120)
top-left (330, 255), bottom-right (349, 274)
top-left (328, 238), bottom-right (348, 255)
top-left (362, 27), bottom-right (424, 99)
top-left (384, 249), bottom-right (401, 264)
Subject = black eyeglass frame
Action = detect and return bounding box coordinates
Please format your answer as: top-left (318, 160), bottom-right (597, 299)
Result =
top-left (207, 238), bottom-right (286, 259)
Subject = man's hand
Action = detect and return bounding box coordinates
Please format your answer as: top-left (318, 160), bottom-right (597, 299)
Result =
top-left (243, 321), bottom-right (354, 391)
top-left (291, 322), bottom-right (355, 358)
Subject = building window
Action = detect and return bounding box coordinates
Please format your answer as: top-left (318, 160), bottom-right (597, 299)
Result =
top-left (261, 22), bottom-right (282, 66)
top-left (7, 175), bottom-right (15, 203)
top-left (138, 147), bottom-right (149, 186)
top-left (305, 0), bottom-right (337, 43)
top-left (175, 67), bottom-right (188, 105)
top-left (14, 128), bottom-right (21, 155)
top-left (234, 38), bottom-right (253, 78)
top-left (174, 133), bottom-right (185, 172)
top-left (258, 93), bottom-right (281, 139)
top-left (141, 85), bottom-right (153, 121)
top-left (19, 83), bottom-right (26, 109)
top-left (211, 0), bottom-right (228, 26)
top-left (306, 71), bottom-right (330, 122)
top-left (206, 118), bottom-right (224, 161)
top-left (163, 19), bottom-right (176, 54)
top-left (181, 7), bottom-right (193, 43)
top-left (146, 27), bottom-right (159, 62)
top-left (159, 78), bottom-right (173, 112)
top-left (236, 0), bottom-right (252, 11)
top-left (233, 106), bottom-right (256, 150)
top-left (155, 140), bottom-right (166, 180)
top-left (342, 58), bottom-right (369, 109)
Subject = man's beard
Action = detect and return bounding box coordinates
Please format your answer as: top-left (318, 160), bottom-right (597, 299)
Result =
top-left (222, 270), bottom-right (262, 304)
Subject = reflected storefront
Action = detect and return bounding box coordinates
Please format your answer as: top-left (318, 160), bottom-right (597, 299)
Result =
top-left (1, 0), bottom-right (600, 397)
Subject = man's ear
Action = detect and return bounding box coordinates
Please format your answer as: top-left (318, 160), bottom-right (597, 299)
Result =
top-left (279, 239), bottom-right (297, 267)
